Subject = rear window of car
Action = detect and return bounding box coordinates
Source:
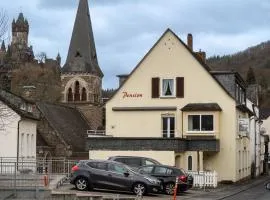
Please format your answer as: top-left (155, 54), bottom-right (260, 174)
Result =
top-left (114, 157), bottom-right (141, 167)
top-left (143, 159), bottom-right (158, 166)
top-left (154, 166), bottom-right (174, 175)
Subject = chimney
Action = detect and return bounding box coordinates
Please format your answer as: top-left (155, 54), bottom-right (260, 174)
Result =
top-left (196, 50), bottom-right (206, 63)
top-left (117, 74), bottom-right (129, 88)
top-left (22, 85), bottom-right (36, 101)
top-left (187, 33), bottom-right (193, 51)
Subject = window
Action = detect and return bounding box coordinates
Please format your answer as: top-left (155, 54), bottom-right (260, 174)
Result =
top-left (162, 79), bottom-right (174, 96)
top-left (188, 156), bottom-right (192, 171)
top-left (154, 167), bottom-right (173, 175)
top-left (108, 163), bottom-right (127, 174)
top-left (87, 162), bottom-right (107, 170)
top-left (139, 166), bottom-right (154, 174)
top-left (152, 77), bottom-right (184, 98)
top-left (68, 88), bottom-right (73, 102)
top-left (154, 167), bottom-right (167, 174)
top-left (188, 115), bottom-right (213, 131)
top-left (144, 159), bottom-right (156, 166)
top-left (74, 81), bottom-right (80, 101)
top-left (235, 83), bottom-right (245, 105)
top-left (81, 88), bottom-right (87, 101)
top-left (162, 116), bottom-right (175, 138)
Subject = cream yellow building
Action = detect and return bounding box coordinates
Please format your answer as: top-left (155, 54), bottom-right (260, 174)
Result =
top-left (87, 29), bottom-right (252, 182)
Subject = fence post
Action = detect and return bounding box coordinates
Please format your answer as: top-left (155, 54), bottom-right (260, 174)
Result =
top-left (63, 158), bottom-right (65, 174)
top-left (14, 162), bottom-right (17, 198)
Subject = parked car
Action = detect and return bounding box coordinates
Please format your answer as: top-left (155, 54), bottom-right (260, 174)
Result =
top-left (137, 165), bottom-right (193, 195)
top-left (70, 159), bottom-right (161, 195)
top-left (108, 156), bottom-right (161, 168)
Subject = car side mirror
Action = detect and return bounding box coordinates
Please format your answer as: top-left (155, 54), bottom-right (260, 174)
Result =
top-left (124, 171), bottom-right (130, 177)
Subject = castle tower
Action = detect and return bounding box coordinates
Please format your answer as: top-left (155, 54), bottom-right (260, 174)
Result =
top-left (11, 13), bottom-right (30, 63)
top-left (12, 13), bottom-right (29, 50)
top-left (61, 0), bottom-right (104, 130)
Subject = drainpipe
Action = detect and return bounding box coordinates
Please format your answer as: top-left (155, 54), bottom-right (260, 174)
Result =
top-left (17, 118), bottom-right (22, 170)
top-left (252, 104), bottom-right (257, 176)
top-left (181, 111), bottom-right (184, 138)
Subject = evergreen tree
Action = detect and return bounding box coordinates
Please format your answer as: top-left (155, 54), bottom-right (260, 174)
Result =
top-left (246, 67), bottom-right (256, 84)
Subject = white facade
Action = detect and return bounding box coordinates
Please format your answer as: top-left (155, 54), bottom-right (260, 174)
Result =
top-left (246, 99), bottom-right (263, 176)
top-left (0, 100), bottom-right (37, 159)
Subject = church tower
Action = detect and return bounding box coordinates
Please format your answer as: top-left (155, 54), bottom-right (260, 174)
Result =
top-left (61, 0), bottom-right (104, 130)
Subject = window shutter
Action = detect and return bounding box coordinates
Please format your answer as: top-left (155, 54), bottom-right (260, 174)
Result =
top-left (176, 77), bottom-right (184, 98)
top-left (152, 77), bottom-right (160, 98)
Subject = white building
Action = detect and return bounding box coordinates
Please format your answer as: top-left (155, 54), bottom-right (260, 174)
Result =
top-left (246, 99), bottom-right (264, 177)
top-left (0, 90), bottom-right (39, 161)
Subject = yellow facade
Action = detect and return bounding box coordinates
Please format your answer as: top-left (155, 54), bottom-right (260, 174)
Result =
top-left (93, 29), bottom-right (251, 183)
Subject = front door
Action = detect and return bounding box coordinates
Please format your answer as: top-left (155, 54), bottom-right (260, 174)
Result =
top-left (162, 116), bottom-right (175, 138)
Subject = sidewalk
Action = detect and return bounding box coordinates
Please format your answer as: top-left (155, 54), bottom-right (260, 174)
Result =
top-left (178, 175), bottom-right (270, 200)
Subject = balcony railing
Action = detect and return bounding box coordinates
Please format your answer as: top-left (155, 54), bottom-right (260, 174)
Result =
top-left (87, 130), bottom-right (106, 136)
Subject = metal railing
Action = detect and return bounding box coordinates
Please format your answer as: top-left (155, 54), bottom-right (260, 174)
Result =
top-left (87, 129), bottom-right (106, 135)
top-left (0, 157), bottom-right (77, 175)
top-left (0, 157), bottom-right (78, 198)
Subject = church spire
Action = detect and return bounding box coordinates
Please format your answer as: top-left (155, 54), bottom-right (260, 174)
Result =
top-left (62, 0), bottom-right (103, 77)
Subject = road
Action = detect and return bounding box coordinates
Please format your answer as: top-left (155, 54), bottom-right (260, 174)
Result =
top-left (220, 181), bottom-right (270, 200)
top-left (57, 180), bottom-right (270, 200)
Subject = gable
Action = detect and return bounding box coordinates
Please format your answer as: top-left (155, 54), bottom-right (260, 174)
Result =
top-left (107, 29), bottom-right (234, 106)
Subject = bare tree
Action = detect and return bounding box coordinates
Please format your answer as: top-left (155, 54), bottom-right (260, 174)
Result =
top-left (36, 52), bottom-right (47, 63)
top-left (0, 102), bottom-right (17, 131)
top-left (0, 9), bottom-right (8, 41)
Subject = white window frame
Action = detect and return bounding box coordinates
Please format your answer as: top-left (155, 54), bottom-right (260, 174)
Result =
top-left (187, 114), bottom-right (214, 133)
top-left (161, 115), bottom-right (175, 138)
top-left (160, 78), bottom-right (176, 97)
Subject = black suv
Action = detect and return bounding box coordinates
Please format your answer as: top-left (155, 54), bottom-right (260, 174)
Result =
top-left (138, 165), bottom-right (193, 195)
top-left (70, 159), bottom-right (161, 195)
top-left (108, 156), bottom-right (161, 168)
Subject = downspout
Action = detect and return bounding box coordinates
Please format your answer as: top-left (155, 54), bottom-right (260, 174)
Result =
top-left (16, 118), bottom-right (22, 170)
top-left (252, 104), bottom-right (257, 176)
top-left (181, 111), bottom-right (184, 138)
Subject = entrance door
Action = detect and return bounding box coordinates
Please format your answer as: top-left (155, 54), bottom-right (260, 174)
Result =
top-left (162, 116), bottom-right (175, 138)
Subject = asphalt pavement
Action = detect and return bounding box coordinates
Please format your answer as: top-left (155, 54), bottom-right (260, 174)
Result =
top-left (54, 175), bottom-right (270, 200)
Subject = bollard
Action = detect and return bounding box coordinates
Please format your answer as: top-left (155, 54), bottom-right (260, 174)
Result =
top-left (173, 176), bottom-right (179, 200)
top-left (44, 175), bottom-right (48, 187)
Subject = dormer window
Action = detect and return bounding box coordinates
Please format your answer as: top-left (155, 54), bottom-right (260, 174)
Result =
top-left (235, 83), bottom-right (245, 105)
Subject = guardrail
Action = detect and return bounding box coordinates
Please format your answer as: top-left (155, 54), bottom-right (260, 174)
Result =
top-left (188, 170), bottom-right (218, 188)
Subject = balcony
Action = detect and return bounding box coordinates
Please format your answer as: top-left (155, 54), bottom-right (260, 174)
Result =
top-left (86, 137), bottom-right (220, 152)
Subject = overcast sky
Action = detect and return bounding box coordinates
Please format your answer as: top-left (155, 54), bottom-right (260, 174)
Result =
top-left (1, 0), bottom-right (270, 89)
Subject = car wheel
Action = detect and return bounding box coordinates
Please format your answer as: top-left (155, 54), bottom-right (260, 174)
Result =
top-left (75, 177), bottom-right (89, 191)
top-left (164, 182), bottom-right (175, 195)
top-left (133, 183), bottom-right (147, 195)
top-left (265, 182), bottom-right (270, 190)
